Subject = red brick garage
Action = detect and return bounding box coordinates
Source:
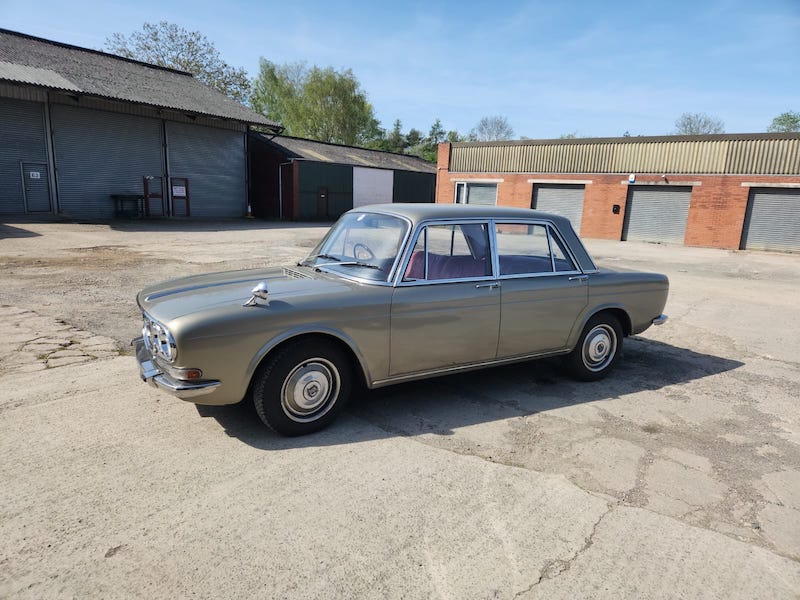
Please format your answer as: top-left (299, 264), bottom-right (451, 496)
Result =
top-left (436, 133), bottom-right (800, 251)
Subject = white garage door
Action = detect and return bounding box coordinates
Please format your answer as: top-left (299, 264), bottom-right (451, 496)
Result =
top-left (353, 167), bottom-right (393, 208)
top-left (533, 184), bottom-right (585, 232)
top-left (622, 186), bottom-right (692, 244)
top-left (741, 188), bottom-right (800, 252)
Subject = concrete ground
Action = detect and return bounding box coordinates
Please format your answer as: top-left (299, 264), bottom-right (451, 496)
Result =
top-left (1, 218), bottom-right (799, 599)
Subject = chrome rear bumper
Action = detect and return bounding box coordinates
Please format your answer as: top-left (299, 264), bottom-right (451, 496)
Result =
top-left (652, 314), bottom-right (668, 326)
top-left (133, 337), bottom-right (221, 400)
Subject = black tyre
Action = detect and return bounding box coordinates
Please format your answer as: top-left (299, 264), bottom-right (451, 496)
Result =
top-left (252, 339), bottom-right (352, 436)
top-left (565, 313), bottom-right (623, 381)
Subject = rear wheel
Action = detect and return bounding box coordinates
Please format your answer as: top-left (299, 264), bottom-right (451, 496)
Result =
top-left (252, 339), bottom-right (352, 436)
top-left (565, 313), bottom-right (623, 381)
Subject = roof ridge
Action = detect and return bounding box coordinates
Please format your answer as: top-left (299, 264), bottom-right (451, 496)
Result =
top-left (275, 134), bottom-right (434, 161)
top-left (0, 27), bottom-right (194, 77)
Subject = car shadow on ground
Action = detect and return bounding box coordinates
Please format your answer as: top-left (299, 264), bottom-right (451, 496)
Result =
top-left (196, 336), bottom-right (744, 450)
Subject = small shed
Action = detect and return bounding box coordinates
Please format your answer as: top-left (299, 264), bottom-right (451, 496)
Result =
top-left (248, 133), bottom-right (436, 220)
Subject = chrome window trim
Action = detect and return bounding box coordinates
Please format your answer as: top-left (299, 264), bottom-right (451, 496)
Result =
top-left (394, 218), bottom-right (496, 287)
top-left (492, 219), bottom-right (585, 279)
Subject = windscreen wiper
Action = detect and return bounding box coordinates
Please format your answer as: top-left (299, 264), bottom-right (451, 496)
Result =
top-left (299, 253), bottom-right (339, 266)
top-left (314, 260), bottom-right (383, 271)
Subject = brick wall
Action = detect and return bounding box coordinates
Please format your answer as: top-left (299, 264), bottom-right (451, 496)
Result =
top-left (437, 143), bottom-right (800, 249)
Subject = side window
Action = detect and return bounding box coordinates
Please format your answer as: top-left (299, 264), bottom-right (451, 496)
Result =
top-left (495, 223), bottom-right (576, 275)
top-left (404, 223), bottom-right (491, 281)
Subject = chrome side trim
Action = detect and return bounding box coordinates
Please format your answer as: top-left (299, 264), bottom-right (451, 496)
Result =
top-left (134, 338), bottom-right (220, 400)
top-left (373, 347), bottom-right (571, 388)
top-left (652, 314), bottom-right (668, 326)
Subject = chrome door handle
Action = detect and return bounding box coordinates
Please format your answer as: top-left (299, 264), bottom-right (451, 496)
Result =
top-left (568, 275), bottom-right (589, 282)
top-left (475, 282), bottom-right (501, 289)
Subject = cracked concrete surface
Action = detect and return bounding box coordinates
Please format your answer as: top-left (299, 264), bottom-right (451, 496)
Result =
top-left (1, 220), bottom-right (799, 598)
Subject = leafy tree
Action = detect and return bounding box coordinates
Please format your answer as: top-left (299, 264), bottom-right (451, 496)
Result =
top-left (767, 111), bottom-right (800, 132)
top-left (673, 112), bottom-right (725, 135)
top-left (559, 132), bottom-right (578, 139)
top-left (387, 119), bottom-right (406, 153)
top-left (470, 115), bottom-right (515, 141)
top-left (106, 21), bottom-right (250, 103)
top-left (445, 131), bottom-right (463, 143)
top-left (252, 60), bottom-right (380, 145)
top-left (406, 128), bottom-right (422, 147)
top-left (427, 119), bottom-right (446, 145)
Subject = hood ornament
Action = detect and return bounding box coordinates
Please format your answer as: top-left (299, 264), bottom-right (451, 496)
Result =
top-left (244, 281), bottom-right (269, 307)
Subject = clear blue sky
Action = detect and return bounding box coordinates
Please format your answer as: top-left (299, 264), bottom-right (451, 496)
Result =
top-left (2, 0), bottom-right (798, 139)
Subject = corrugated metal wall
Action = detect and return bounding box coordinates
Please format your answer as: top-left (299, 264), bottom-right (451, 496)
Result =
top-left (51, 104), bottom-right (163, 219)
top-left (450, 138), bottom-right (800, 175)
top-left (0, 98), bottom-right (48, 214)
top-left (393, 170), bottom-right (435, 203)
top-left (166, 122), bottom-right (246, 218)
top-left (296, 162), bottom-right (353, 219)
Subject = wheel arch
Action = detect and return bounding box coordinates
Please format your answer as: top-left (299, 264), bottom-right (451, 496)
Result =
top-left (569, 305), bottom-right (632, 349)
top-left (246, 328), bottom-right (369, 395)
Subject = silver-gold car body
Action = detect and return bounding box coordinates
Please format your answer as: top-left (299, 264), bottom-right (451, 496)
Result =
top-left (134, 203), bottom-right (668, 436)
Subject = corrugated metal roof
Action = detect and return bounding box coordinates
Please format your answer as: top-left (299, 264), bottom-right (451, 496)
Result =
top-left (449, 133), bottom-right (800, 175)
top-left (0, 61), bottom-right (81, 91)
top-left (0, 28), bottom-right (280, 128)
top-left (253, 133), bottom-right (437, 173)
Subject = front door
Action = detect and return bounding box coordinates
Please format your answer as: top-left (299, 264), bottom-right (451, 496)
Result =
top-left (21, 162), bottom-right (51, 212)
top-left (389, 221), bottom-right (500, 376)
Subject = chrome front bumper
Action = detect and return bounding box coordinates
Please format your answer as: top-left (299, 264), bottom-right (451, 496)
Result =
top-left (133, 337), bottom-right (221, 400)
top-left (652, 314), bottom-right (668, 326)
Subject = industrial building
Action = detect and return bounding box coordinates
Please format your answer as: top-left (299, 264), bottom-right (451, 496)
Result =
top-left (437, 134), bottom-right (800, 251)
top-left (0, 28), bottom-right (280, 220)
top-left (249, 133), bottom-right (436, 220)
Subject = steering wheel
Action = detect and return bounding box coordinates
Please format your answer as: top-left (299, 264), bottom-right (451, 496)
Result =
top-left (353, 243), bottom-right (375, 261)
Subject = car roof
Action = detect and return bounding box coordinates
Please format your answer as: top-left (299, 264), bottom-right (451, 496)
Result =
top-left (350, 202), bottom-right (597, 273)
top-left (352, 202), bottom-right (573, 228)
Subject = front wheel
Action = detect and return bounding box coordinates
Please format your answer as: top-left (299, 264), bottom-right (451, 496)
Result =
top-left (252, 339), bottom-right (352, 436)
top-left (565, 314), bottom-right (623, 381)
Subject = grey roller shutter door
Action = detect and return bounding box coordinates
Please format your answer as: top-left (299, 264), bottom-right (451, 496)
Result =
top-left (623, 186), bottom-right (692, 244)
top-left (166, 122), bottom-right (246, 218)
top-left (0, 98), bottom-right (48, 214)
top-left (742, 189), bottom-right (800, 252)
top-left (466, 183), bottom-right (497, 205)
top-left (50, 104), bottom-right (163, 219)
top-left (533, 184), bottom-right (585, 232)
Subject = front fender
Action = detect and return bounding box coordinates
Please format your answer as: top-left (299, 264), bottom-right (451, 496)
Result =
top-left (244, 325), bottom-right (376, 391)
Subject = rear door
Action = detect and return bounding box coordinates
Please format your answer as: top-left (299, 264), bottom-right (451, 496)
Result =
top-left (494, 221), bottom-right (588, 357)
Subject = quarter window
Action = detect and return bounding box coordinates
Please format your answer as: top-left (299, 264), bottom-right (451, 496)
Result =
top-left (495, 223), bottom-right (577, 275)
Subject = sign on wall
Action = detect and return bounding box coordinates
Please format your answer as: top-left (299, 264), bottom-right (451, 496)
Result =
top-left (353, 167), bottom-right (393, 208)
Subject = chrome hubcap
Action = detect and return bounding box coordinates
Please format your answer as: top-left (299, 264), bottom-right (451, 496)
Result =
top-left (582, 325), bottom-right (617, 372)
top-left (281, 358), bottom-right (339, 422)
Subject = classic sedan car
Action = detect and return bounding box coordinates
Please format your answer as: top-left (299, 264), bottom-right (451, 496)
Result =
top-left (135, 204), bottom-right (668, 436)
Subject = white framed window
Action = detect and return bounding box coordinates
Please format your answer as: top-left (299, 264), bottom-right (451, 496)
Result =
top-left (453, 182), bottom-right (497, 205)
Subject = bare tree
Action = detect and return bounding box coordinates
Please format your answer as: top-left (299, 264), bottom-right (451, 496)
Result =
top-left (106, 22), bottom-right (251, 103)
top-left (673, 112), bottom-right (725, 135)
top-left (471, 115), bottom-right (515, 141)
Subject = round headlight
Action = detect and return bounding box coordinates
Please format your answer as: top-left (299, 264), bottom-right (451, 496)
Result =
top-left (142, 315), bottom-right (176, 363)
